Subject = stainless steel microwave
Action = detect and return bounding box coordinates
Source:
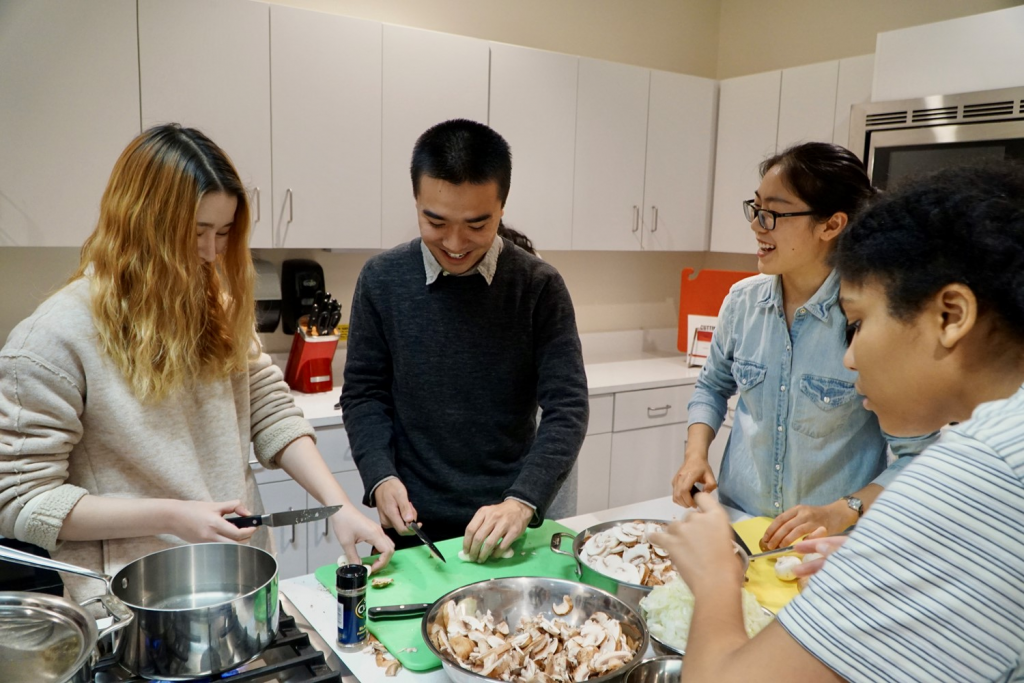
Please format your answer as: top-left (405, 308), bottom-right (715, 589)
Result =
top-left (849, 86), bottom-right (1024, 190)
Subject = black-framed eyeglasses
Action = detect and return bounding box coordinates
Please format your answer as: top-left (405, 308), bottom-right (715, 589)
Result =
top-left (742, 199), bottom-right (816, 231)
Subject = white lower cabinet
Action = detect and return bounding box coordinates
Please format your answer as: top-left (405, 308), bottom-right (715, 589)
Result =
top-left (257, 479), bottom-right (308, 579)
top-left (254, 424), bottom-right (381, 579)
top-left (577, 433), bottom-right (612, 514)
top-left (609, 422), bottom-right (687, 508)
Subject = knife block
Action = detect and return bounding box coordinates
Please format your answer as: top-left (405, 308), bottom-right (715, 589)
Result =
top-left (284, 319), bottom-right (339, 393)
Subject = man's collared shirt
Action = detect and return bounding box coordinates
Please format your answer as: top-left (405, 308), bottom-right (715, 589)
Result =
top-left (421, 236), bottom-right (503, 286)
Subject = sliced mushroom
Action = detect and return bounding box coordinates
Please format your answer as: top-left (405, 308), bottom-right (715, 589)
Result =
top-left (552, 595), bottom-right (574, 616)
top-left (385, 660), bottom-right (402, 676)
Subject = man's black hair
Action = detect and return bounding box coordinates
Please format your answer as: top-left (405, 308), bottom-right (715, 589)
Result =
top-left (410, 119), bottom-right (512, 205)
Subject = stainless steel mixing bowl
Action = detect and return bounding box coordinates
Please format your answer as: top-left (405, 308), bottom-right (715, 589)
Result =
top-left (421, 576), bottom-right (650, 683)
top-left (623, 656), bottom-right (684, 683)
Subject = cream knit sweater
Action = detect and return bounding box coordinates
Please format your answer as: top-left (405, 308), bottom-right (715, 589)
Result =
top-left (0, 278), bottom-right (315, 600)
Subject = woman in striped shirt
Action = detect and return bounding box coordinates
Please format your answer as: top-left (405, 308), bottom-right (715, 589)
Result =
top-left (652, 162), bottom-right (1024, 682)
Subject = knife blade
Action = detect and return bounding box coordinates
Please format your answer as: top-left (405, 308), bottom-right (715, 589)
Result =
top-left (411, 522), bottom-right (446, 563)
top-left (227, 504), bottom-right (343, 529)
top-left (367, 602), bottom-right (432, 620)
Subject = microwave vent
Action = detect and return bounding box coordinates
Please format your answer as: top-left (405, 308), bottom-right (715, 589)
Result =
top-left (962, 100), bottom-right (1015, 119)
top-left (911, 106), bottom-right (957, 123)
top-left (865, 111), bottom-right (907, 128)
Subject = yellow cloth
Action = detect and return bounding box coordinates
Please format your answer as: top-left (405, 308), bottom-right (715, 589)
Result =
top-left (732, 517), bottom-right (801, 613)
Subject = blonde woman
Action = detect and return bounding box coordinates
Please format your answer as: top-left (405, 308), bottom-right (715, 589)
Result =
top-left (0, 124), bottom-right (393, 600)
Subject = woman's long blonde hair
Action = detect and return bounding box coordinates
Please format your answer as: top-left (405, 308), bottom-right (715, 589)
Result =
top-left (74, 124), bottom-right (257, 401)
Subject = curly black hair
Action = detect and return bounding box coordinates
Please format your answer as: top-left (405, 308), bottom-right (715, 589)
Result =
top-left (833, 162), bottom-right (1024, 342)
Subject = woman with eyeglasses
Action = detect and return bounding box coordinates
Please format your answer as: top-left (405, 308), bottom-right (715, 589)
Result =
top-left (671, 141), bottom-right (934, 550)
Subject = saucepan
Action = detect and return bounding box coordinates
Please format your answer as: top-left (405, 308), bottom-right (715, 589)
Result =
top-left (0, 542), bottom-right (278, 680)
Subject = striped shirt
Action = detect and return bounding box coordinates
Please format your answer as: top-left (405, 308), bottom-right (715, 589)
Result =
top-left (778, 383), bottom-right (1024, 682)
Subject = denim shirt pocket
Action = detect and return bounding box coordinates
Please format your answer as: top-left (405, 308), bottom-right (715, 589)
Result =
top-left (791, 374), bottom-right (860, 438)
top-left (731, 359), bottom-right (768, 422)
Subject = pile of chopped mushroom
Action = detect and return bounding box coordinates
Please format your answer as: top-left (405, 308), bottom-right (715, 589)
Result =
top-left (580, 521), bottom-right (676, 587)
top-left (427, 597), bottom-right (639, 682)
top-left (362, 635), bottom-right (403, 676)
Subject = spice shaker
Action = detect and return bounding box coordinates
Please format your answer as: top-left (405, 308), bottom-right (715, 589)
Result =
top-left (337, 564), bottom-right (368, 647)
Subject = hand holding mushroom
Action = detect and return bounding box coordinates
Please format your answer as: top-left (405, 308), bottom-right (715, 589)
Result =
top-left (462, 499), bottom-right (534, 563)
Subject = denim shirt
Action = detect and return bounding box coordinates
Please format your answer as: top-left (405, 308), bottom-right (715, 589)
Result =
top-left (687, 270), bottom-right (934, 518)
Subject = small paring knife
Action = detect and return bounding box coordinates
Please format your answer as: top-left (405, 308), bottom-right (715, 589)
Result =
top-left (411, 522), bottom-right (446, 563)
top-left (227, 504), bottom-right (343, 528)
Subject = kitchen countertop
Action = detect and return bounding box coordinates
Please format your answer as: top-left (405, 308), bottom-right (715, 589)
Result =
top-left (279, 354), bottom-right (702, 428)
top-left (281, 495), bottom-right (748, 683)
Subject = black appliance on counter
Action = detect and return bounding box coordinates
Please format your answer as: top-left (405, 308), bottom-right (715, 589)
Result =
top-left (0, 537), bottom-right (63, 595)
top-left (281, 259), bottom-right (326, 335)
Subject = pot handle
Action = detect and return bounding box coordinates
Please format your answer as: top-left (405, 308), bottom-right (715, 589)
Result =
top-left (82, 593), bottom-right (135, 644)
top-left (0, 543), bottom-right (111, 584)
top-left (549, 532), bottom-right (583, 578)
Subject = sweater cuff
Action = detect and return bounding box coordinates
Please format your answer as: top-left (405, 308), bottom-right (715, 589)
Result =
top-left (15, 484), bottom-right (89, 551)
top-left (368, 476), bottom-right (398, 507)
top-left (253, 415), bottom-right (316, 468)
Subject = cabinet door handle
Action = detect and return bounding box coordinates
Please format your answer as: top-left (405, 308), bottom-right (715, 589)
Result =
top-left (286, 188), bottom-right (294, 224)
top-left (252, 187), bottom-right (261, 223)
top-left (288, 506), bottom-right (297, 545)
top-left (651, 205), bottom-right (658, 233)
top-left (647, 404), bottom-right (672, 418)
top-left (632, 205), bottom-right (640, 233)
top-left (324, 517), bottom-right (330, 538)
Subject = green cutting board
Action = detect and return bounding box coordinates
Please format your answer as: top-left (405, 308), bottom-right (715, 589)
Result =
top-left (314, 519), bottom-right (580, 671)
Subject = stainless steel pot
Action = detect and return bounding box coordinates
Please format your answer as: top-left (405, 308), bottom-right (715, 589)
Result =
top-left (550, 519), bottom-right (750, 611)
top-left (0, 590), bottom-right (133, 683)
top-left (0, 542), bottom-right (278, 680)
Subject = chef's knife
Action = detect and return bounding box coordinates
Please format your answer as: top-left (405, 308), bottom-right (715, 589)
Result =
top-left (227, 504), bottom-right (342, 528)
top-left (411, 522), bottom-right (446, 563)
top-left (368, 603), bottom-right (432, 620)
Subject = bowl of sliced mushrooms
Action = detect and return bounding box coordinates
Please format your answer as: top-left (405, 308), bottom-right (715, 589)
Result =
top-left (550, 519), bottom-right (749, 611)
top-left (422, 576), bottom-right (649, 683)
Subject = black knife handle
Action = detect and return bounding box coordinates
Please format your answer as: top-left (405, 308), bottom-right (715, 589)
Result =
top-left (226, 515), bottom-right (263, 528)
top-left (368, 603), bottom-right (432, 620)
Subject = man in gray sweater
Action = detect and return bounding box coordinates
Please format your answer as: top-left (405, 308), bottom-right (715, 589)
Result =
top-left (341, 119), bottom-right (589, 562)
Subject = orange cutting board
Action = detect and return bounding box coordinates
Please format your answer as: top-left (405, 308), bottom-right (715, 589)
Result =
top-left (677, 268), bottom-right (758, 354)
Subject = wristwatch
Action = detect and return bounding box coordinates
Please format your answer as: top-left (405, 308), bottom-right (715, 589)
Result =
top-left (842, 495), bottom-right (864, 518)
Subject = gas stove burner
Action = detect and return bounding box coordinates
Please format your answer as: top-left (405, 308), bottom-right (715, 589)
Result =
top-left (96, 609), bottom-right (341, 682)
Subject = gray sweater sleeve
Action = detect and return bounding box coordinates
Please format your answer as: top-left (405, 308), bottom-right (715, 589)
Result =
top-left (340, 262), bottom-right (399, 505)
top-left (503, 272), bottom-right (589, 519)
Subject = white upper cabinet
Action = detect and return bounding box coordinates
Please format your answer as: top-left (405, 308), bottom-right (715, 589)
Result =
top-left (270, 7), bottom-right (382, 249)
top-left (873, 5), bottom-right (1024, 101)
top-left (138, 0), bottom-right (273, 247)
top-left (572, 59), bottom-right (651, 251)
top-left (833, 55), bottom-right (875, 152)
top-left (777, 61), bottom-right (839, 151)
top-left (642, 70), bottom-right (718, 252)
top-left (381, 26), bottom-right (489, 249)
top-left (489, 43), bottom-right (578, 252)
top-left (0, 0), bottom-right (140, 247)
top-left (710, 71), bottom-right (781, 254)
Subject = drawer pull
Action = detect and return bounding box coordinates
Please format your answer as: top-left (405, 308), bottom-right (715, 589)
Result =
top-left (647, 405), bottom-right (672, 418)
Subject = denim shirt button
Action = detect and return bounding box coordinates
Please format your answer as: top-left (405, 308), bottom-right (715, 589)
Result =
top-left (777, 425), bottom-right (783, 432)
top-left (823, 396), bottom-right (831, 404)
top-left (774, 502), bottom-right (781, 508)
top-left (775, 464), bottom-right (781, 471)
top-left (780, 385), bottom-right (786, 392)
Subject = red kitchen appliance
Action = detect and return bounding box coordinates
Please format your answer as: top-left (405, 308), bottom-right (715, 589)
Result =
top-left (285, 317), bottom-right (339, 393)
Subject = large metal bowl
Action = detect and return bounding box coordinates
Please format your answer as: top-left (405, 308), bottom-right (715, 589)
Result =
top-left (421, 576), bottom-right (649, 683)
top-left (623, 656), bottom-right (684, 683)
top-left (645, 606), bottom-right (775, 657)
top-left (550, 520), bottom-right (750, 611)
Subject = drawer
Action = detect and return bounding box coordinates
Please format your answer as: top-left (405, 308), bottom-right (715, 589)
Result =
top-left (613, 384), bottom-right (694, 433)
top-left (587, 395), bottom-right (614, 435)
